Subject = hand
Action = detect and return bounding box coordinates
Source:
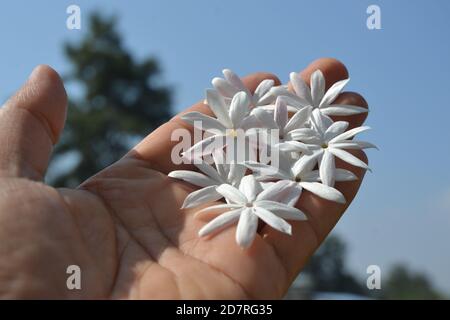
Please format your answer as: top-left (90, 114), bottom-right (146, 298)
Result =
top-left (0, 58), bottom-right (368, 299)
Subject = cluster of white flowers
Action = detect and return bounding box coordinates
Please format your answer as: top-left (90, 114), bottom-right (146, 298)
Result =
top-left (169, 69), bottom-right (375, 248)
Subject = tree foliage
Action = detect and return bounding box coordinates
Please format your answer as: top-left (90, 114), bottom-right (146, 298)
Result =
top-left (51, 13), bottom-right (172, 186)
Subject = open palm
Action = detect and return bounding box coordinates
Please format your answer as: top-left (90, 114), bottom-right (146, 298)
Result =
top-left (0, 58), bottom-right (368, 299)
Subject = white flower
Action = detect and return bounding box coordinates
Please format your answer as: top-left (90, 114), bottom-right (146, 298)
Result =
top-left (245, 152), bottom-right (353, 204)
top-left (169, 150), bottom-right (246, 209)
top-left (196, 175), bottom-right (307, 248)
top-left (212, 69), bottom-right (275, 108)
top-left (252, 96), bottom-right (312, 154)
top-left (299, 109), bottom-right (377, 187)
top-left (270, 70), bottom-right (368, 116)
top-left (181, 91), bottom-right (259, 160)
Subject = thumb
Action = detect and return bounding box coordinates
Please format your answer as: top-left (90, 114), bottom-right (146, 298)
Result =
top-left (0, 65), bottom-right (67, 180)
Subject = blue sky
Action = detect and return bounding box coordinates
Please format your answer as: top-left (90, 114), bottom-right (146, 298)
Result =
top-left (1, 0), bottom-right (449, 293)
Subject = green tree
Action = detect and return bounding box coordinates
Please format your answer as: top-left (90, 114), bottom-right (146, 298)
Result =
top-left (380, 264), bottom-right (444, 300)
top-left (302, 235), bottom-right (366, 295)
top-left (51, 13), bottom-right (172, 186)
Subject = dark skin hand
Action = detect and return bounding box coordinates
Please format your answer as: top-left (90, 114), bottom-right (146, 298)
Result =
top-left (0, 58), bottom-right (368, 299)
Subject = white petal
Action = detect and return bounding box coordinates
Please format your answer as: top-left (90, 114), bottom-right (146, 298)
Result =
top-left (229, 91), bottom-right (250, 128)
top-left (182, 135), bottom-right (222, 160)
top-left (324, 121), bottom-right (349, 141)
top-left (284, 106), bottom-right (313, 133)
top-left (198, 209), bottom-right (242, 237)
top-left (258, 181), bottom-right (302, 206)
top-left (244, 161), bottom-right (289, 180)
top-left (319, 78), bottom-right (349, 107)
top-left (195, 203), bottom-right (243, 216)
top-left (211, 78), bottom-right (236, 98)
top-left (212, 148), bottom-right (228, 179)
top-left (256, 180), bottom-right (295, 201)
top-left (311, 70), bottom-right (325, 106)
top-left (274, 97), bottom-right (288, 132)
top-left (301, 170), bottom-right (320, 182)
top-left (321, 104), bottom-right (368, 116)
top-left (329, 126), bottom-right (371, 143)
top-left (236, 208), bottom-right (259, 248)
top-left (254, 79), bottom-right (275, 102)
top-left (252, 108), bottom-right (278, 129)
top-left (168, 170), bottom-right (217, 188)
top-left (299, 181), bottom-right (346, 204)
top-left (311, 108), bottom-right (333, 135)
top-left (216, 184), bottom-right (247, 204)
top-left (330, 141), bottom-right (378, 150)
top-left (239, 175), bottom-right (262, 202)
top-left (228, 163), bottom-right (247, 186)
top-left (223, 69), bottom-right (248, 92)
top-left (319, 150), bottom-right (336, 186)
top-left (206, 89), bottom-right (232, 127)
top-left (254, 200), bottom-right (307, 221)
top-left (253, 207), bottom-right (292, 235)
top-left (287, 128), bottom-right (319, 141)
top-left (292, 151), bottom-right (321, 177)
top-left (328, 147), bottom-right (370, 170)
top-left (277, 141), bottom-right (310, 154)
top-left (182, 186), bottom-right (223, 209)
top-left (195, 161), bottom-right (224, 183)
top-left (290, 72), bottom-right (313, 105)
top-left (181, 111), bottom-right (227, 132)
top-left (335, 169), bottom-right (358, 182)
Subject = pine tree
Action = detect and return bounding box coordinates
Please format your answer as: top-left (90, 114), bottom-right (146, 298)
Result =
top-left (50, 13), bottom-right (172, 186)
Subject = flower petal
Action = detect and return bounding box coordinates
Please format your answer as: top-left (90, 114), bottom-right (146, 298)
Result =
top-left (290, 72), bottom-right (313, 105)
top-left (206, 89), bottom-right (233, 127)
top-left (198, 208), bottom-right (242, 237)
top-left (299, 181), bottom-right (346, 204)
top-left (228, 163), bottom-right (247, 186)
top-left (182, 135), bottom-right (222, 160)
top-left (253, 206), bottom-right (292, 235)
top-left (328, 147), bottom-right (370, 171)
top-left (330, 141), bottom-right (378, 150)
top-left (236, 208), bottom-right (258, 248)
top-left (223, 69), bottom-right (248, 93)
top-left (212, 148), bottom-right (228, 180)
top-left (168, 170), bottom-right (217, 187)
top-left (253, 79), bottom-right (275, 102)
top-left (182, 186), bottom-right (223, 209)
top-left (311, 108), bottom-right (333, 135)
top-left (321, 104), bottom-right (369, 116)
top-left (229, 91), bottom-right (250, 128)
top-left (181, 111), bottom-right (227, 132)
top-left (244, 161), bottom-right (289, 180)
top-left (212, 77), bottom-right (236, 98)
top-left (195, 203), bottom-right (243, 216)
top-left (329, 126), bottom-right (371, 143)
top-left (252, 108), bottom-right (278, 129)
top-left (292, 151), bottom-right (321, 177)
top-left (335, 168), bottom-right (358, 182)
top-left (195, 161), bottom-right (224, 183)
top-left (284, 106), bottom-right (312, 133)
top-left (254, 200), bottom-right (307, 221)
top-left (287, 128), bottom-right (319, 142)
top-left (216, 183), bottom-right (247, 204)
top-left (274, 97), bottom-right (288, 132)
top-left (311, 70), bottom-right (325, 106)
top-left (277, 141), bottom-right (310, 154)
top-left (324, 121), bottom-right (349, 142)
top-left (256, 180), bottom-right (294, 201)
top-left (319, 150), bottom-right (336, 186)
top-left (239, 175), bottom-right (262, 202)
top-left (319, 78), bottom-right (349, 107)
